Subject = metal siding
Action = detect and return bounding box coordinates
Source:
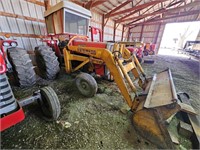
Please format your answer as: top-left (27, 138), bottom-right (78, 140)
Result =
top-left (20, 0), bottom-right (31, 16)
top-left (29, 38), bottom-right (38, 50)
top-left (25, 20), bottom-right (34, 34)
top-left (38, 22), bottom-right (46, 35)
top-left (1, 0), bottom-right (13, 13)
top-left (32, 21), bottom-right (41, 35)
top-left (14, 37), bottom-right (24, 49)
top-left (16, 19), bottom-right (28, 34)
top-left (22, 37), bottom-right (32, 50)
top-left (10, 0), bottom-right (22, 15)
top-left (35, 5), bottom-right (44, 19)
top-left (0, 1), bottom-right (3, 11)
top-left (27, 2), bottom-right (37, 18)
top-left (0, 16), bottom-right (11, 32)
top-left (7, 18), bottom-right (20, 33)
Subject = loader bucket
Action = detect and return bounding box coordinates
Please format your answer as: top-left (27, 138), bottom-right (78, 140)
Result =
top-left (132, 69), bottom-right (181, 148)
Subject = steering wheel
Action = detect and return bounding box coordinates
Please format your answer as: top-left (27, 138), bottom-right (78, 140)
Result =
top-left (67, 35), bottom-right (88, 46)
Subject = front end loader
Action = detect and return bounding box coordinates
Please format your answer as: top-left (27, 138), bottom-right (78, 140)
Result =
top-left (36, 1), bottom-right (198, 148)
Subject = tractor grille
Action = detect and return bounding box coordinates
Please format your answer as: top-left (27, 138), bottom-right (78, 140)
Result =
top-left (0, 73), bottom-right (18, 116)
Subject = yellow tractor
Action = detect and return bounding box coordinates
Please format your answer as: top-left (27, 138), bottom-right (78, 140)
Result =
top-left (35, 1), bottom-right (198, 148)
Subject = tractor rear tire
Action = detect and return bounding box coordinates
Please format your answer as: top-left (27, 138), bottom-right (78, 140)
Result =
top-left (8, 48), bottom-right (36, 87)
top-left (75, 73), bottom-right (98, 97)
top-left (35, 45), bottom-right (60, 80)
top-left (38, 86), bottom-right (61, 121)
top-left (143, 50), bottom-right (149, 56)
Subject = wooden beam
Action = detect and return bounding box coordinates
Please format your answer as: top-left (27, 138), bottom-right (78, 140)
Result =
top-left (26, 0), bottom-right (45, 6)
top-left (113, 21), bottom-right (116, 41)
top-left (91, 0), bottom-right (107, 8)
top-left (43, 0), bottom-right (50, 10)
top-left (121, 25), bottom-right (125, 41)
top-left (156, 24), bottom-right (165, 54)
top-left (154, 23), bottom-right (161, 44)
top-left (0, 32), bottom-right (45, 39)
top-left (123, 0), bottom-right (199, 23)
top-left (0, 11), bottom-right (45, 23)
top-left (84, 0), bottom-right (93, 9)
top-left (105, 0), bottom-right (132, 18)
top-left (139, 25), bottom-right (144, 41)
top-left (127, 27), bottom-right (130, 41)
top-left (109, 0), bottom-right (168, 18)
top-left (102, 14), bottom-right (105, 41)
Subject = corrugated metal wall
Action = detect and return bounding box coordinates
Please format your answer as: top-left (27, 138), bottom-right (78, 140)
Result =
top-left (90, 11), bottom-right (126, 42)
top-left (0, 0), bottom-right (127, 51)
top-left (130, 24), bottom-right (165, 48)
top-left (0, 0), bottom-right (46, 50)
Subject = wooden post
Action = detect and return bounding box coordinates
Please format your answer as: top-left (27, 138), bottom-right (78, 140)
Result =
top-left (139, 25), bottom-right (144, 41)
top-left (44, 0), bottom-right (50, 10)
top-left (113, 21), bottom-right (116, 41)
top-left (121, 25), bottom-right (125, 41)
top-left (156, 23), bottom-right (165, 54)
top-left (102, 14), bottom-right (105, 41)
top-left (154, 23), bottom-right (161, 44)
top-left (127, 27), bottom-right (130, 41)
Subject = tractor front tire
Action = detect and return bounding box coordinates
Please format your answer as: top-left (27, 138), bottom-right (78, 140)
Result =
top-left (35, 46), bottom-right (60, 80)
top-left (8, 48), bottom-right (36, 87)
top-left (75, 73), bottom-right (98, 97)
top-left (38, 86), bottom-right (61, 121)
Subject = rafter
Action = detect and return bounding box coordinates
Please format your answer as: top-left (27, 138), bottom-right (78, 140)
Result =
top-left (92, 0), bottom-right (107, 8)
top-left (116, 4), bottom-right (155, 23)
top-left (105, 0), bottom-right (132, 18)
top-left (108, 0), bottom-right (168, 18)
top-left (126, 1), bottom-right (200, 25)
top-left (129, 9), bottom-right (200, 27)
top-left (126, 0), bottom-right (180, 25)
top-left (116, 0), bottom-right (143, 23)
top-left (84, 0), bottom-right (107, 9)
top-left (84, 1), bottom-right (93, 9)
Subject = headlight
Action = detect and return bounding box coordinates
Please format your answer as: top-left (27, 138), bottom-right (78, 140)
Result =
top-left (11, 42), bottom-right (18, 47)
top-left (3, 42), bottom-right (10, 47)
top-left (51, 40), bottom-right (55, 44)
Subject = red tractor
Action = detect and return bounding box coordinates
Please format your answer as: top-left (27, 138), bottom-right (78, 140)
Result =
top-left (143, 43), bottom-right (156, 56)
top-left (0, 37), bottom-right (61, 132)
top-left (125, 43), bottom-right (144, 63)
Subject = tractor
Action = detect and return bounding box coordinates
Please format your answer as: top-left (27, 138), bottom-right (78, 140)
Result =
top-left (30, 1), bottom-right (198, 148)
top-left (89, 26), bottom-right (144, 63)
top-left (143, 42), bottom-right (156, 56)
top-left (0, 36), bottom-right (61, 132)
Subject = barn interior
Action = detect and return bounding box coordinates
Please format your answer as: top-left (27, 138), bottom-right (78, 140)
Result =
top-left (0, 0), bottom-right (200, 149)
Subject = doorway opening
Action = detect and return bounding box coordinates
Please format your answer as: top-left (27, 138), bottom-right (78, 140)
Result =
top-left (158, 21), bottom-right (200, 57)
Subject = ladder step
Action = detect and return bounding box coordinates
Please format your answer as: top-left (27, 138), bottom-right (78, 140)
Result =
top-left (123, 62), bottom-right (136, 73)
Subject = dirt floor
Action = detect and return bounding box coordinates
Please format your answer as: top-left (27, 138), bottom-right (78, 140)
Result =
top-left (1, 54), bottom-right (200, 149)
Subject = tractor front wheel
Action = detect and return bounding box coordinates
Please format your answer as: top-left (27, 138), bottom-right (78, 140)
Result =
top-left (35, 46), bottom-right (60, 80)
top-left (75, 73), bottom-right (98, 97)
top-left (38, 86), bottom-right (61, 121)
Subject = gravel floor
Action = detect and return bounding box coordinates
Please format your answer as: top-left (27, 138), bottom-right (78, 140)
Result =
top-left (1, 54), bottom-right (199, 149)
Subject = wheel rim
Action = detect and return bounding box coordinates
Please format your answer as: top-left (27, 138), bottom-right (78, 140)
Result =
top-left (80, 80), bottom-right (90, 93)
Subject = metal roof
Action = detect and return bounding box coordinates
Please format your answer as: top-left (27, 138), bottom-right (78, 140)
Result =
top-left (73, 0), bottom-right (200, 27)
